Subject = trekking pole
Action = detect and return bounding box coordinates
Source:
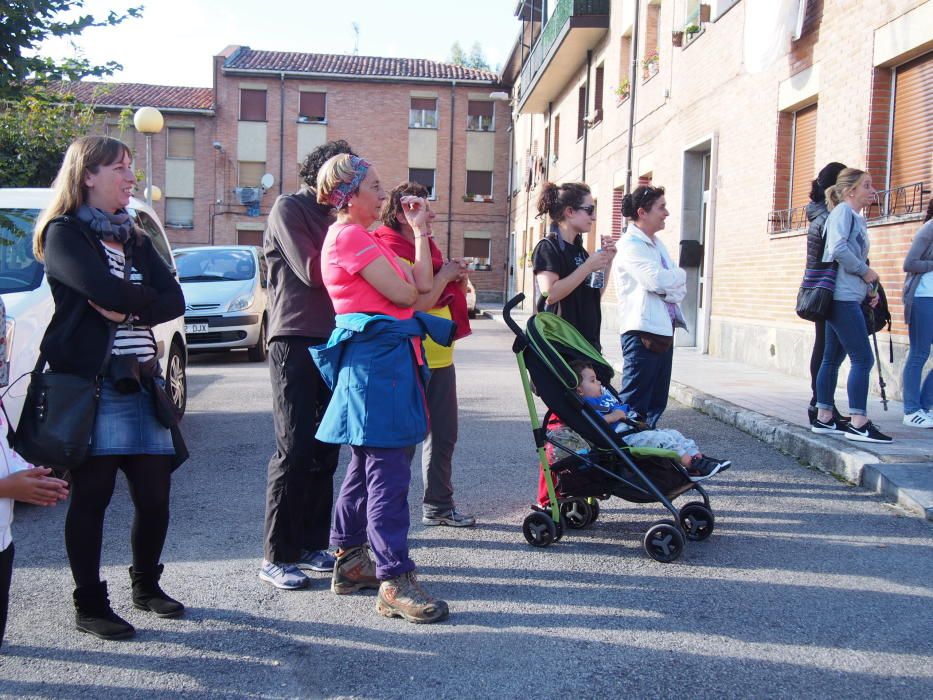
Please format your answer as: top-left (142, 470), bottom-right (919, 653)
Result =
top-left (871, 331), bottom-right (888, 411)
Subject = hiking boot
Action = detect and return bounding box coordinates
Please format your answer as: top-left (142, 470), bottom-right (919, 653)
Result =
top-left (73, 581), bottom-right (135, 640)
top-left (422, 510), bottom-right (476, 527)
top-left (686, 455), bottom-right (731, 482)
top-left (130, 564), bottom-right (185, 618)
top-left (376, 570), bottom-right (449, 624)
top-left (331, 545), bottom-right (380, 595)
top-left (297, 549), bottom-right (337, 573)
top-left (259, 560), bottom-right (309, 590)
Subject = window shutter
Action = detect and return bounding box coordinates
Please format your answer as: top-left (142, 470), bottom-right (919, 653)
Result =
top-left (468, 101), bottom-right (494, 117)
top-left (167, 127), bottom-right (195, 158)
top-left (299, 92), bottom-right (326, 121)
top-left (790, 103), bottom-right (817, 210)
top-left (594, 65), bottom-right (604, 121)
top-left (463, 238), bottom-right (490, 258)
top-left (577, 86), bottom-right (586, 139)
top-left (411, 97), bottom-right (437, 111)
top-left (466, 171), bottom-right (493, 196)
top-left (890, 52), bottom-right (933, 190)
top-left (553, 115), bottom-right (560, 159)
top-left (240, 89), bottom-right (266, 121)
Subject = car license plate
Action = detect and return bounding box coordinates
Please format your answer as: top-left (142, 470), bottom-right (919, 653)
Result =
top-left (185, 323), bottom-right (209, 334)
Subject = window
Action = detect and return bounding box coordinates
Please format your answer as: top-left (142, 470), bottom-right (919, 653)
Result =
top-left (238, 161), bottom-right (266, 187)
top-left (167, 127), bottom-right (195, 159)
top-left (577, 85), bottom-right (587, 139)
top-left (789, 103), bottom-right (817, 210)
top-left (643, 3), bottom-right (660, 80)
top-left (593, 65), bottom-right (604, 124)
top-left (467, 101), bottom-right (494, 131)
top-left (769, 103), bottom-right (817, 232)
top-left (466, 170), bottom-right (493, 198)
top-left (408, 168), bottom-right (436, 199)
top-left (410, 97), bottom-right (438, 128)
top-left (165, 197), bottom-right (194, 229)
top-left (463, 233), bottom-right (492, 271)
top-left (298, 92), bottom-right (326, 123)
top-left (889, 52), bottom-right (932, 191)
top-left (553, 114), bottom-right (560, 160)
top-left (237, 230), bottom-right (263, 247)
top-left (240, 89), bottom-right (266, 121)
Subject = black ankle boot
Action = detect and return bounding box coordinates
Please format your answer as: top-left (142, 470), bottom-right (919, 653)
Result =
top-left (73, 581), bottom-right (135, 640)
top-left (130, 564), bottom-right (184, 618)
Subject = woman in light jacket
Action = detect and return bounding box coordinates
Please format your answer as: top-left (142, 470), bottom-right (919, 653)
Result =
top-left (612, 185), bottom-right (686, 430)
top-left (812, 168), bottom-right (891, 443)
top-left (900, 199), bottom-right (933, 428)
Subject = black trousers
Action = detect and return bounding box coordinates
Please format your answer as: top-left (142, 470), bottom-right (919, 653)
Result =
top-left (809, 319), bottom-right (827, 405)
top-left (263, 336), bottom-right (340, 563)
top-left (64, 455), bottom-right (173, 588)
top-left (0, 542), bottom-right (13, 649)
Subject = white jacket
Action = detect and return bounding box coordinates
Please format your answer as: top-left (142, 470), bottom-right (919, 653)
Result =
top-left (612, 224), bottom-right (688, 336)
top-left (1, 409), bottom-right (32, 551)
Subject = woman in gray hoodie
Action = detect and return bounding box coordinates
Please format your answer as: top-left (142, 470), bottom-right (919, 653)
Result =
top-left (901, 199), bottom-right (933, 428)
top-left (812, 168), bottom-right (891, 443)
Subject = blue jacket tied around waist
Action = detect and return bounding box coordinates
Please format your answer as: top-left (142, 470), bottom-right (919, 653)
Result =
top-left (310, 312), bottom-right (457, 448)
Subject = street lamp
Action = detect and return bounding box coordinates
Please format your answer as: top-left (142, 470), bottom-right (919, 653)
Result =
top-left (133, 106), bottom-right (164, 206)
top-left (144, 185), bottom-right (162, 203)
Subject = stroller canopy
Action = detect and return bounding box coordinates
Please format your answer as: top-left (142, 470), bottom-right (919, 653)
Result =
top-left (527, 312), bottom-right (614, 390)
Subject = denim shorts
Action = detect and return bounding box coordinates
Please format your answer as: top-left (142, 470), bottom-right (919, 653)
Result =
top-left (89, 378), bottom-right (174, 456)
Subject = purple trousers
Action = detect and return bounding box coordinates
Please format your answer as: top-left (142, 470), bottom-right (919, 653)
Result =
top-left (330, 446), bottom-right (415, 580)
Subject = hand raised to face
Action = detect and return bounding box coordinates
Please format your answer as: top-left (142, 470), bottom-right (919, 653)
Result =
top-left (400, 195), bottom-right (430, 230)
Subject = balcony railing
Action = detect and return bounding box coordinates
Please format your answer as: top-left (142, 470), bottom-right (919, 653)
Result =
top-left (768, 181), bottom-right (929, 235)
top-left (518, 0), bottom-right (611, 101)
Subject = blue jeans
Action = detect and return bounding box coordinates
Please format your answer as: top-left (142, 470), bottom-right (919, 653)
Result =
top-left (618, 331), bottom-right (674, 428)
top-left (816, 300), bottom-right (873, 416)
top-left (902, 297), bottom-right (933, 414)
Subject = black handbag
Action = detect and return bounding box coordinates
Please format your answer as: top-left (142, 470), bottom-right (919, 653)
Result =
top-left (795, 261), bottom-right (837, 322)
top-left (862, 282), bottom-right (892, 335)
top-left (12, 353), bottom-right (103, 472)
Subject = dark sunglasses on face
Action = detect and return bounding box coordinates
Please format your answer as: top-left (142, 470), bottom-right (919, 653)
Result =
top-left (576, 205), bottom-right (596, 215)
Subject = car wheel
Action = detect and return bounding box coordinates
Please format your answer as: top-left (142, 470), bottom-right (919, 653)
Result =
top-left (167, 340), bottom-right (187, 418)
top-left (247, 316), bottom-right (268, 362)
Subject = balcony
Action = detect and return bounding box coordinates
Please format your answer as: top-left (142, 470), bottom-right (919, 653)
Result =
top-left (517, 0), bottom-right (610, 113)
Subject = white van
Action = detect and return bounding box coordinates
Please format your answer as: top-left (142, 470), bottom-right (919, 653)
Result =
top-left (0, 188), bottom-right (188, 429)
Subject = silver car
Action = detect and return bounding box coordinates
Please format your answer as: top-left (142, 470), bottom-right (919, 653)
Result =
top-left (173, 245), bottom-right (269, 361)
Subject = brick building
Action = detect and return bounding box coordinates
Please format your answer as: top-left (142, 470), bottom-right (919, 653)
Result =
top-left (503, 0), bottom-right (932, 398)
top-left (53, 45), bottom-right (512, 301)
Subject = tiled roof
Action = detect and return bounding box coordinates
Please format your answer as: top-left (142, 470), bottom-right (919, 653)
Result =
top-left (48, 81), bottom-right (214, 111)
top-left (224, 47), bottom-right (500, 83)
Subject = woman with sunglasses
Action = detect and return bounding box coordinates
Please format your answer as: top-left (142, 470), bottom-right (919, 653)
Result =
top-left (532, 182), bottom-right (615, 351)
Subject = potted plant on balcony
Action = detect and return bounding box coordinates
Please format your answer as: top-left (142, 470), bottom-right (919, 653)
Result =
top-left (685, 23), bottom-right (701, 40)
top-left (462, 193), bottom-right (475, 202)
top-left (699, 3), bottom-right (711, 22)
top-left (672, 30), bottom-right (684, 47)
top-left (615, 78), bottom-right (631, 103)
top-left (642, 49), bottom-right (659, 79)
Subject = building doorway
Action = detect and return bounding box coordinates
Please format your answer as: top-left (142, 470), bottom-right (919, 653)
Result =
top-left (679, 142), bottom-right (713, 348)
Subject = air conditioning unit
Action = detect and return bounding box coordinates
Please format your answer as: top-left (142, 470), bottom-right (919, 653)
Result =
top-left (234, 187), bottom-right (261, 205)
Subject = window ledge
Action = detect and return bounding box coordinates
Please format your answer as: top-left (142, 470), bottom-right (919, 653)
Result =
top-left (297, 118), bottom-right (327, 125)
top-left (166, 224), bottom-right (195, 230)
top-left (409, 125), bottom-right (439, 130)
top-left (466, 128), bottom-right (496, 133)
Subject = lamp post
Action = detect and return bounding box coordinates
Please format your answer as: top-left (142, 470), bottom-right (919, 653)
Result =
top-left (133, 106), bottom-right (164, 206)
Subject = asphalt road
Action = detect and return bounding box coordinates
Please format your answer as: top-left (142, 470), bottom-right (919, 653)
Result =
top-left (1, 317), bottom-right (931, 699)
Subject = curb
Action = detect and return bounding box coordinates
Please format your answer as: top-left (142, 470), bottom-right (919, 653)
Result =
top-left (669, 380), bottom-right (932, 520)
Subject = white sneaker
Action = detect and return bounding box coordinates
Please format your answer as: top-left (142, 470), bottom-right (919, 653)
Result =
top-left (902, 411), bottom-right (933, 428)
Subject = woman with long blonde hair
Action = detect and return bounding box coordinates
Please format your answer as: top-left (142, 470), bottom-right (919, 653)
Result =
top-left (34, 135), bottom-right (187, 640)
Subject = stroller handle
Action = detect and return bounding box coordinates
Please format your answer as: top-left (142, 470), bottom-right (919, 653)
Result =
top-left (503, 294), bottom-right (525, 336)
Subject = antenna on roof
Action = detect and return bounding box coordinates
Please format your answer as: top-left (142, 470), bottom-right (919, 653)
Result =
top-left (352, 22), bottom-right (360, 55)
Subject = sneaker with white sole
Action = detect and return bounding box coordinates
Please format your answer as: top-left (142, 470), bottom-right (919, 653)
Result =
top-left (421, 510), bottom-right (476, 527)
top-left (259, 560), bottom-right (310, 590)
top-left (843, 421), bottom-right (893, 443)
top-left (297, 549), bottom-right (337, 572)
top-left (810, 417), bottom-right (838, 434)
top-left (685, 455), bottom-right (730, 482)
top-left (902, 411), bottom-right (933, 429)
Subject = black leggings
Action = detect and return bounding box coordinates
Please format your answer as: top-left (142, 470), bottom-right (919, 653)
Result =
top-left (809, 319), bottom-right (826, 406)
top-left (65, 455), bottom-right (173, 588)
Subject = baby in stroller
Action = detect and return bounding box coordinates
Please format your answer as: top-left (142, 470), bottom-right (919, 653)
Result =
top-left (572, 361), bottom-right (731, 482)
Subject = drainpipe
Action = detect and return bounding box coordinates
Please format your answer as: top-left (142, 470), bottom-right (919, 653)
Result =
top-left (582, 50), bottom-right (592, 181)
top-left (447, 80), bottom-right (456, 259)
top-left (545, 100), bottom-right (552, 182)
top-left (279, 72), bottom-right (285, 195)
top-left (626, 0), bottom-right (641, 195)
top-left (504, 112), bottom-right (515, 302)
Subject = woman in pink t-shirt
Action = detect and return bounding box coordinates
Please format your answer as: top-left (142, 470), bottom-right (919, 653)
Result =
top-left (315, 154), bottom-right (449, 624)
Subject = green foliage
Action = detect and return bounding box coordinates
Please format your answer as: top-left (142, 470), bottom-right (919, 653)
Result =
top-left (0, 93), bottom-right (96, 186)
top-left (0, 1), bottom-right (143, 99)
top-left (448, 41), bottom-right (491, 71)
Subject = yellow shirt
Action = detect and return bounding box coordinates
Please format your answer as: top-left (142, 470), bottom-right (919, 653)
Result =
top-left (401, 258), bottom-right (455, 368)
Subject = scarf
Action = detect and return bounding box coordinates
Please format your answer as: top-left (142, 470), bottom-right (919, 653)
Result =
top-left (76, 205), bottom-right (134, 244)
top-left (373, 225), bottom-right (472, 341)
top-left (328, 156), bottom-right (371, 210)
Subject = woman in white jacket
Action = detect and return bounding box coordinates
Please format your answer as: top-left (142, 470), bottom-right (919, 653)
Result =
top-left (612, 186), bottom-right (687, 429)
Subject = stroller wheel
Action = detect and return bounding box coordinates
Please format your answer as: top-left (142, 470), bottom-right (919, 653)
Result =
top-left (643, 520), bottom-right (685, 563)
top-left (678, 503), bottom-right (715, 541)
top-left (560, 498), bottom-right (593, 529)
top-left (523, 511), bottom-right (558, 547)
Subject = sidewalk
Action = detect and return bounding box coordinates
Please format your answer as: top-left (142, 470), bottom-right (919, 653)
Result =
top-left (483, 303), bottom-right (933, 520)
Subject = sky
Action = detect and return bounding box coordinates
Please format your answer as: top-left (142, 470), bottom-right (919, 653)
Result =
top-left (37, 0), bottom-right (521, 88)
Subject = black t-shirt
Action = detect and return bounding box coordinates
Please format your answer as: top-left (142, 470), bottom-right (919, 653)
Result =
top-left (532, 232), bottom-right (602, 350)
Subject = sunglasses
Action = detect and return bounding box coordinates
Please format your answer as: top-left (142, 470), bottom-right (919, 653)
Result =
top-left (576, 205), bottom-right (596, 215)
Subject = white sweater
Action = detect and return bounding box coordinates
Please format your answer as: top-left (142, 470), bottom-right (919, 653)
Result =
top-left (611, 224), bottom-right (688, 336)
top-left (1, 409), bottom-right (32, 551)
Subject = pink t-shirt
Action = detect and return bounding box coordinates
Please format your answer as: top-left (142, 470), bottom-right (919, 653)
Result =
top-left (321, 223), bottom-right (414, 320)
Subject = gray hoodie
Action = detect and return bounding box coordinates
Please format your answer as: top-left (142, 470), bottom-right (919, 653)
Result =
top-left (821, 202), bottom-right (869, 302)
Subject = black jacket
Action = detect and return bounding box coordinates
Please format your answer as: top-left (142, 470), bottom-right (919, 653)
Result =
top-left (39, 215), bottom-right (184, 379)
top-left (805, 201), bottom-right (830, 268)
